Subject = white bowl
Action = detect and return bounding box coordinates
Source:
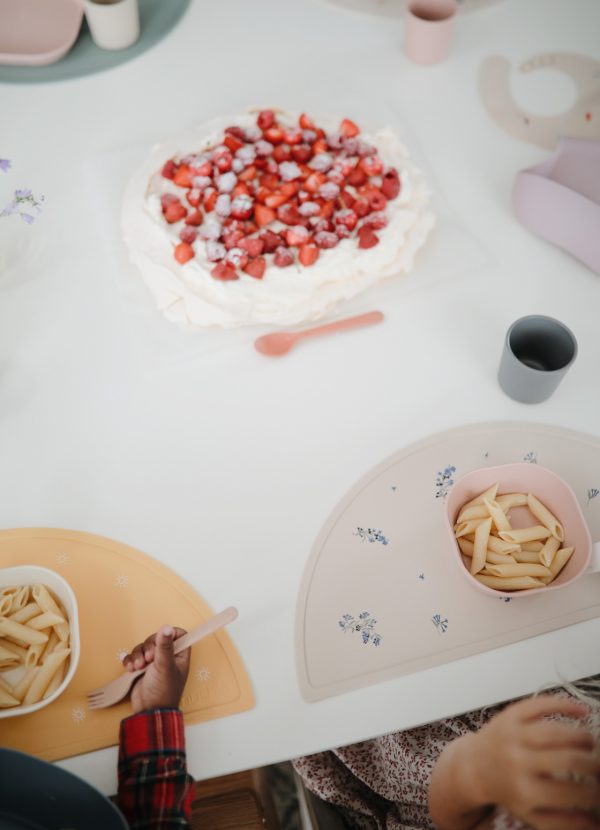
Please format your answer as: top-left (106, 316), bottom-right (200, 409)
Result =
top-left (0, 566), bottom-right (80, 718)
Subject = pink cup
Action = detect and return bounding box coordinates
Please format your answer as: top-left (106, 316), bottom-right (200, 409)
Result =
top-left (404, 0), bottom-right (458, 66)
top-left (444, 463), bottom-right (600, 599)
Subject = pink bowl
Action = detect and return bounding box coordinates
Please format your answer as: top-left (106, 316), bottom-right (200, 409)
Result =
top-left (445, 463), bottom-right (593, 598)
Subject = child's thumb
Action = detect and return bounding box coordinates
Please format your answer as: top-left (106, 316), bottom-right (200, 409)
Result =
top-left (154, 625), bottom-right (176, 670)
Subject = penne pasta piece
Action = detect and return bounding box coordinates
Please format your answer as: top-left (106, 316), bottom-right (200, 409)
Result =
top-left (41, 630), bottom-right (60, 663)
top-left (486, 535), bottom-right (521, 555)
top-left (0, 617), bottom-right (49, 646)
top-left (526, 494), bottom-right (564, 542)
top-left (0, 643), bottom-right (21, 670)
top-left (11, 666), bottom-right (39, 702)
top-left (460, 484), bottom-right (499, 511)
top-left (514, 550), bottom-right (545, 564)
top-left (496, 493), bottom-right (528, 510)
top-left (539, 537), bottom-right (560, 568)
top-left (540, 546), bottom-right (575, 584)
top-left (44, 660), bottom-right (66, 697)
top-left (499, 526), bottom-right (551, 544)
top-left (25, 635), bottom-right (49, 668)
top-left (8, 602), bottom-right (41, 624)
top-left (483, 562), bottom-right (553, 579)
top-left (460, 537), bottom-right (516, 565)
top-left (0, 674), bottom-right (14, 695)
top-left (457, 537), bottom-right (474, 557)
top-left (28, 612), bottom-right (65, 631)
top-left (0, 596), bottom-right (12, 616)
top-left (475, 574), bottom-right (546, 591)
top-left (454, 518), bottom-right (487, 537)
top-left (520, 541), bottom-right (544, 553)
top-left (483, 499), bottom-right (512, 533)
top-left (32, 585), bottom-right (70, 642)
top-left (0, 687), bottom-right (20, 708)
top-left (456, 504), bottom-right (490, 523)
top-left (9, 586), bottom-right (30, 613)
top-left (0, 587), bottom-right (19, 598)
top-left (23, 648), bottom-right (70, 706)
top-left (0, 638), bottom-right (27, 661)
top-left (471, 518), bottom-right (492, 575)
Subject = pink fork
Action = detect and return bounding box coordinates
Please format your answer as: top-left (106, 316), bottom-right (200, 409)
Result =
top-left (86, 607), bottom-right (238, 709)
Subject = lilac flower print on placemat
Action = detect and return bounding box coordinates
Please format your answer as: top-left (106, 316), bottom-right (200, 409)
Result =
top-left (431, 613), bottom-right (449, 634)
top-left (0, 159), bottom-right (44, 224)
top-left (353, 527), bottom-right (389, 545)
top-left (339, 611), bottom-right (382, 646)
top-left (435, 466), bottom-right (456, 499)
top-left (587, 488), bottom-right (599, 506)
top-left (523, 451), bottom-right (537, 464)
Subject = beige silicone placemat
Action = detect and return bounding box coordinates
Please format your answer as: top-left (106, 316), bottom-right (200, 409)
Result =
top-left (0, 529), bottom-right (254, 761)
top-left (296, 422), bottom-right (600, 702)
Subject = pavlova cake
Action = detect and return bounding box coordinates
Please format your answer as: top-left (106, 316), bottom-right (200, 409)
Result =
top-left (122, 110), bottom-right (435, 328)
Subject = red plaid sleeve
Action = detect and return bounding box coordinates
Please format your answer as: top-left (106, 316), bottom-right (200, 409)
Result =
top-left (117, 708), bottom-right (195, 828)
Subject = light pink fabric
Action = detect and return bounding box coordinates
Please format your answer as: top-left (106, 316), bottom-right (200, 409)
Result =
top-left (294, 701), bottom-right (531, 830)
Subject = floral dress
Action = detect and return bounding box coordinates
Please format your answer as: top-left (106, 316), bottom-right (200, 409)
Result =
top-left (293, 692), bottom-right (597, 830)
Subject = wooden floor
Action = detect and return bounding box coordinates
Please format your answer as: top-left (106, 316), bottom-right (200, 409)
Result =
top-left (191, 768), bottom-right (281, 830)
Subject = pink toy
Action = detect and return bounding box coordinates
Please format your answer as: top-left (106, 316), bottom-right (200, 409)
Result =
top-left (0, 0), bottom-right (83, 67)
top-left (512, 137), bottom-right (600, 275)
top-left (445, 462), bottom-right (600, 599)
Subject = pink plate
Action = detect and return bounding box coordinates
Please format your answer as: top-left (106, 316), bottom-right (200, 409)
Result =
top-left (0, 0), bottom-right (83, 67)
top-left (445, 462), bottom-right (593, 598)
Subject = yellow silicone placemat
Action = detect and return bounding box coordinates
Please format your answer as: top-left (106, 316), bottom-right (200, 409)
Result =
top-left (0, 528), bottom-right (254, 761)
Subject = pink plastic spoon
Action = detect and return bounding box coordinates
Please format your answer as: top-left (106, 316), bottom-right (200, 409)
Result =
top-left (254, 311), bottom-right (384, 357)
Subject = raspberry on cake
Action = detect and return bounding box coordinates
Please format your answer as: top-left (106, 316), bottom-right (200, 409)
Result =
top-left (122, 110), bottom-right (435, 328)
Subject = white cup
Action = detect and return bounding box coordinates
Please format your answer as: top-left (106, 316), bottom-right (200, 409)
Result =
top-left (83, 0), bottom-right (140, 51)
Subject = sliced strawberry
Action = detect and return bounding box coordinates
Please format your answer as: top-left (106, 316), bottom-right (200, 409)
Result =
top-left (231, 194), bottom-right (254, 219)
top-left (225, 247), bottom-right (249, 269)
top-left (313, 218), bottom-right (334, 234)
top-left (340, 118), bottom-right (360, 138)
top-left (381, 170), bottom-right (400, 200)
top-left (243, 256), bottom-right (267, 279)
top-left (339, 188), bottom-right (355, 210)
top-left (206, 240), bottom-right (226, 261)
top-left (347, 165), bottom-right (368, 187)
top-left (265, 191), bottom-right (288, 209)
top-left (213, 147), bottom-right (233, 173)
top-left (239, 236), bottom-right (265, 257)
top-left (223, 229), bottom-right (245, 250)
top-left (314, 231), bottom-right (339, 249)
top-left (186, 188), bottom-right (202, 208)
top-left (264, 157), bottom-right (279, 174)
top-left (224, 134), bottom-right (244, 153)
top-left (335, 209), bottom-right (358, 231)
top-left (298, 243), bottom-right (319, 266)
top-left (284, 128), bottom-right (302, 145)
top-left (273, 246), bottom-right (295, 267)
top-left (254, 186), bottom-right (270, 204)
top-left (160, 193), bottom-right (178, 210)
top-left (232, 182), bottom-right (251, 198)
top-left (291, 144), bottom-right (313, 164)
top-left (254, 204), bottom-right (276, 228)
top-left (312, 138), bottom-right (328, 155)
top-left (335, 223), bottom-right (352, 239)
top-left (259, 229), bottom-right (283, 253)
top-left (184, 209), bottom-right (203, 226)
top-left (192, 160), bottom-right (213, 177)
top-left (203, 188), bottom-right (218, 212)
top-left (366, 212), bottom-right (388, 230)
top-left (360, 156), bottom-right (383, 176)
top-left (211, 261), bottom-right (239, 281)
top-left (353, 197), bottom-right (370, 217)
top-left (368, 190), bottom-right (387, 212)
top-left (319, 200), bottom-right (335, 220)
top-left (358, 225), bottom-right (379, 249)
top-left (174, 241), bottom-right (194, 263)
top-left (264, 126), bottom-right (284, 145)
top-left (304, 171), bottom-right (327, 193)
top-left (244, 220), bottom-right (258, 235)
top-left (173, 165), bottom-right (194, 187)
top-left (299, 113), bottom-right (316, 130)
top-left (179, 226), bottom-right (198, 244)
top-left (277, 203), bottom-right (302, 225)
top-left (286, 225), bottom-right (310, 247)
top-left (257, 110), bottom-right (276, 130)
top-left (273, 144), bottom-right (292, 163)
top-left (225, 125), bottom-right (246, 141)
top-left (164, 201), bottom-right (188, 224)
top-left (260, 173), bottom-right (280, 191)
top-left (280, 181), bottom-right (299, 197)
top-left (238, 165), bottom-right (257, 182)
top-left (161, 159), bottom-right (177, 180)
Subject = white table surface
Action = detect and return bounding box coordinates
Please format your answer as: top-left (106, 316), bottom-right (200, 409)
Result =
top-left (1, 0), bottom-right (599, 797)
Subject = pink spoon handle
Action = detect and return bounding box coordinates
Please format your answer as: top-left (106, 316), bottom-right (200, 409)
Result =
top-left (298, 311), bottom-right (384, 342)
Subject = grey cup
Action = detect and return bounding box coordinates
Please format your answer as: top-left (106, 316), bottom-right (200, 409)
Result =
top-left (498, 315), bottom-right (578, 404)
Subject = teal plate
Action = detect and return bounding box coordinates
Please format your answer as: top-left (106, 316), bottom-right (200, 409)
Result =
top-left (0, 0), bottom-right (191, 84)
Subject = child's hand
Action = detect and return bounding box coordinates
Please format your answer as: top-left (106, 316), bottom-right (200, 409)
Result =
top-left (122, 625), bottom-right (190, 714)
top-left (472, 695), bottom-right (600, 830)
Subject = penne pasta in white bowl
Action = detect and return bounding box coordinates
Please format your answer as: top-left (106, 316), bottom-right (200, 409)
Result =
top-left (0, 566), bottom-right (80, 718)
top-left (445, 463), bottom-right (600, 598)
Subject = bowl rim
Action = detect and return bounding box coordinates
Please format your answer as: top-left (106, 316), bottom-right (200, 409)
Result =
top-left (444, 462), bottom-right (592, 599)
top-left (0, 565), bottom-right (80, 718)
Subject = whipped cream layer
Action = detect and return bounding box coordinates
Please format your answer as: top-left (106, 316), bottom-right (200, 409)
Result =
top-left (122, 113), bottom-right (435, 328)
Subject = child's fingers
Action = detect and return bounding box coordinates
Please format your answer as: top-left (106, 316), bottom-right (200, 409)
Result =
top-left (531, 809), bottom-right (600, 830)
top-left (525, 721), bottom-right (595, 751)
top-left (536, 748), bottom-right (600, 779)
top-left (128, 641), bottom-right (151, 670)
top-left (514, 695), bottom-right (590, 723)
top-left (530, 778), bottom-right (600, 811)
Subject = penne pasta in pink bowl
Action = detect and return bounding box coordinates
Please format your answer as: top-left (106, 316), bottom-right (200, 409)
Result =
top-left (445, 463), bottom-right (599, 598)
top-left (0, 566), bottom-right (80, 718)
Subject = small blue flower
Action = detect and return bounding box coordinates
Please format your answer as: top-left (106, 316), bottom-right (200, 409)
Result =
top-left (20, 213), bottom-right (34, 224)
top-left (418, 573), bottom-right (425, 581)
top-left (362, 630), bottom-right (370, 644)
top-left (0, 159), bottom-right (11, 173)
top-left (587, 488), bottom-right (599, 505)
top-left (15, 188), bottom-right (32, 199)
